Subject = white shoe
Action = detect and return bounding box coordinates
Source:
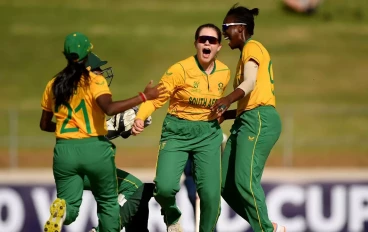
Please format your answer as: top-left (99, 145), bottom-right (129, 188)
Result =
top-left (273, 222), bottom-right (286, 232)
top-left (44, 198), bottom-right (66, 232)
top-left (89, 228), bottom-right (97, 232)
top-left (167, 222), bottom-right (183, 232)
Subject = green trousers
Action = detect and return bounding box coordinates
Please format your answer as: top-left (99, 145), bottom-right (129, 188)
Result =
top-left (221, 106), bottom-right (282, 232)
top-left (84, 169), bottom-right (154, 232)
top-left (154, 114), bottom-right (222, 232)
top-left (53, 136), bottom-right (120, 232)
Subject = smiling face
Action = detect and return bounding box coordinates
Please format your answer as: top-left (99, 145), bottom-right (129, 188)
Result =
top-left (195, 27), bottom-right (222, 64)
top-left (222, 15), bottom-right (246, 50)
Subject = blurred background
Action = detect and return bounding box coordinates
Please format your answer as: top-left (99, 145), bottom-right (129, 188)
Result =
top-left (0, 0), bottom-right (367, 231)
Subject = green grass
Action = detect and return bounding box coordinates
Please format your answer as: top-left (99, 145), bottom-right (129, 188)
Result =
top-left (0, 0), bottom-right (367, 162)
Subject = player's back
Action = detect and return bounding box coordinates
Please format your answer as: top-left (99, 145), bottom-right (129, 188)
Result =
top-left (43, 72), bottom-right (110, 139)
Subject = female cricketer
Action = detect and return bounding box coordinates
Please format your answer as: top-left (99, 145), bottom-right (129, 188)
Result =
top-left (83, 52), bottom-right (154, 232)
top-left (211, 4), bottom-right (286, 232)
top-left (132, 24), bottom-right (231, 232)
top-left (39, 32), bottom-right (164, 232)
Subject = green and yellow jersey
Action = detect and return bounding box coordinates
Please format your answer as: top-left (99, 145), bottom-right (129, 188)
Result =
top-left (41, 72), bottom-right (111, 139)
top-left (234, 39), bottom-right (276, 116)
top-left (137, 55), bottom-right (230, 121)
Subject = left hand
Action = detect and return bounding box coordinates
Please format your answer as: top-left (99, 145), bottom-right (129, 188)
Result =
top-left (132, 119), bottom-right (145, 136)
top-left (211, 97), bottom-right (231, 118)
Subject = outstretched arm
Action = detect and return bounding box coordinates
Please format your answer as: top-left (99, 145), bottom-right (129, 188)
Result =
top-left (132, 64), bottom-right (185, 135)
top-left (96, 80), bottom-right (166, 116)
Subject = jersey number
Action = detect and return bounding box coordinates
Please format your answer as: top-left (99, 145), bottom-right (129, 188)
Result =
top-left (268, 61), bottom-right (275, 95)
top-left (59, 99), bottom-right (92, 134)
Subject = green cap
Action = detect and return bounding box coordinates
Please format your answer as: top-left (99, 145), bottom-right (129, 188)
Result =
top-left (64, 32), bottom-right (93, 61)
top-left (85, 53), bottom-right (108, 70)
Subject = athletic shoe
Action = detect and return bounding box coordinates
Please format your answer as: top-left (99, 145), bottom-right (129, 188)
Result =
top-left (167, 222), bottom-right (183, 232)
top-left (44, 198), bottom-right (66, 232)
top-left (273, 222), bottom-right (286, 232)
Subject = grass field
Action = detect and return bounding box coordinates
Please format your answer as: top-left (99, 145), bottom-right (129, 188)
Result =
top-left (0, 0), bottom-right (367, 168)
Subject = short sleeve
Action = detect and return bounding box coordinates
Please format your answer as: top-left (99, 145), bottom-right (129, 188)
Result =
top-left (41, 80), bottom-right (54, 112)
top-left (90, 73), bottom-right (111, 99)
top-left (242, 41), bottom-right (263, 65)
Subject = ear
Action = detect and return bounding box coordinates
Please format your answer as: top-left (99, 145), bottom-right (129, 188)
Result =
top-left (237, 25), bottom-right (245, 33)
top-left (217, 44), bottom-right (222, 52)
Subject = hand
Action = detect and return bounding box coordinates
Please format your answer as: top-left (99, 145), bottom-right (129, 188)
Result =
top-left (217, 115), bottom-right (225, 124)
top-left (133, 106), bottom-right (152, 128)
top-left (211, 97), bottom-right (231, 118)
top-left (143, 80), bottom-right (167, 101)
top-left (132, 119), bottom-right (145, 136)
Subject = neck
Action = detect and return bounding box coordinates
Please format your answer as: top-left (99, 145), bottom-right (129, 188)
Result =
top-left (198, 58), bottom-right (215, 75)
top-left (239, 35), bottom-right (251, 51)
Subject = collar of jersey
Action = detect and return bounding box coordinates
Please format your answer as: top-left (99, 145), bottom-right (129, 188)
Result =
top-left (240, 38), bottom-right (253, 59)
top-left (193, 55), bottom-right (216, 75)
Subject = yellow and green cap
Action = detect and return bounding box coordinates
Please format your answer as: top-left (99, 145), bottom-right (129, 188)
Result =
top-left (63, 32), bottom-right (93, 62)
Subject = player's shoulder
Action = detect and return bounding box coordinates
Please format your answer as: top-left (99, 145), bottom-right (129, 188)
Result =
top-left (165, 58), bottom-right (189, 75)
top-left (175, 56), bottom-right (197, 70)
top-left (214, 59), bottom-right (230, 71)
top-left (89, 71), bottom-right (104, 81)
top-left (244, 39), bottom-right (267, 52)
top-left (247, 39), bottom-right (264, 47)
top-left (43, 77), bottom-right (55, 91)
top-left (88, 71), bottom-right (107, 85)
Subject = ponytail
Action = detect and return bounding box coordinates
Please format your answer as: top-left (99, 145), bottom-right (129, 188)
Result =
top-left (250, 8), bottom-right (259, 16)
top-left (52, 56), bottom-right (89, 107)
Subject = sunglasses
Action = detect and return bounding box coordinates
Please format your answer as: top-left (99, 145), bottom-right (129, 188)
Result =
top-left (197, 36), bottom-right (219, 45)
top-left (222, 23), bottom-right (247, 32)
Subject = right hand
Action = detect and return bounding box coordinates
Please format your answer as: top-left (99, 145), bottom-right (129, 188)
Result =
top-left (217, 115), bottom-right (225, 125)
top-left (210, 96), bottom-right (231, 118)
top-left (143, 80), bottom-right (167, 101)
top-left (132, 119), bottom-right (145, 136)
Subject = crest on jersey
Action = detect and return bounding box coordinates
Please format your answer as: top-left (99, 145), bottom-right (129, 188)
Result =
top-left (218, 82), bottom-right (224, 93)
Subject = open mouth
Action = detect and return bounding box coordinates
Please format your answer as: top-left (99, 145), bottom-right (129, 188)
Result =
top-left (203, 48), bottom-right (211, 54)
top-left (224, 35), bottom-right (231, 46)
top-left (223, 33), bottom-right (229, 40)
top-left (202, 47), bottom-right (211, 59)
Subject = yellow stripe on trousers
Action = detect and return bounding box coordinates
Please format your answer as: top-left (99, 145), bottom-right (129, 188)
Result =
top-left (249, 110), bottom-right (264, 232)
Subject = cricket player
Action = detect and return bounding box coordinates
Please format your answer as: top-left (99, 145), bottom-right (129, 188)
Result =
top-left (40, 32), bottom-right (164, 232)
top-left (132, 23), bottom-right (231, 232)
top-left (211, 4), bottom-right (286, 232)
